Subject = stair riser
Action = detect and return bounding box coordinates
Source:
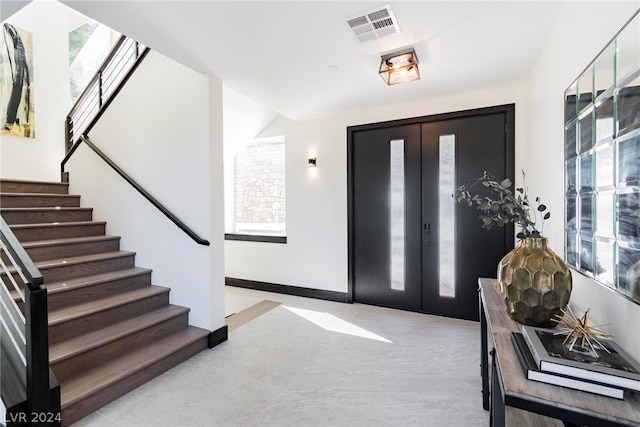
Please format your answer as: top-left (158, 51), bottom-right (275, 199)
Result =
top-left (60, 337), bottom-right (208, 426)
top-left (48, 271), bottom-right (152, 311)
top-left (11, 223), bottom-right (106, 241)
top-left (1, 209), bottom-right (93, 225)
top-left (0, 195), bottom-right (80, 208)
top-left (49, 292), bottom-right (170, 344)
top-left (7, 238), bottom-right (121, 263)
top-left (44, 255), bottom-right (136, 283)
top-left (52, 313), bottom-right (190, 382)
top-left (0, 181), bottom-right (69, 194)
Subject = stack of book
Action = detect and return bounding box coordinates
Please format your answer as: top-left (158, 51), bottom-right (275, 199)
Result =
top-left (511, 326), bottom-right (640, 400)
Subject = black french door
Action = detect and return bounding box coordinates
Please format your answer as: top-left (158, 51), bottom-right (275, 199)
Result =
top-left (352, 124), bottom-right (423, 311)
top-left (348, 105), bottom-right (514, 320)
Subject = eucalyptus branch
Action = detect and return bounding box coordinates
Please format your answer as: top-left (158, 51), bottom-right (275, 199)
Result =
top-left (454, 171), bottom-right (550, 239)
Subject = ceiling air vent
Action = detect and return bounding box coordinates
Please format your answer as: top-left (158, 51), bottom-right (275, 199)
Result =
top-left (346, 4), bottom-right (400, 43)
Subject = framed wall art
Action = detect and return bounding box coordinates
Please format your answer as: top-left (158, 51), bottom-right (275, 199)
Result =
top-left (1, 23), bottom-right (34, 138)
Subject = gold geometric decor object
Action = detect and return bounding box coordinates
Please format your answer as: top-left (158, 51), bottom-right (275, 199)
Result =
top-left (551, 306), bottom-right (613, 355)
top-left (498, 237), bottom-right (572, 327)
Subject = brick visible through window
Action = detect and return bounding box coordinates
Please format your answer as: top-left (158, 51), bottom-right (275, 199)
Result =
top-left (233, 137), bottom-right (286, 236)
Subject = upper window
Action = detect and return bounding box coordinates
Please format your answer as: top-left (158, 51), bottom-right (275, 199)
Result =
top-left (232, 136), bottom-right (286, 237)
top-left (69, 19), bottom-right (120, 105)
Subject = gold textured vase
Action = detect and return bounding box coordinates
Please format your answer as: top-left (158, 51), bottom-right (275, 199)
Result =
top-left (497, 237), bottom-right (572, 327)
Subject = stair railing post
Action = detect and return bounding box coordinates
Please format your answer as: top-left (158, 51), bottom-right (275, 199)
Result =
top-left (64, 116), bottom-right (73, 154)
top-left (98, 70), bottom-right (104, 109)
top-left (25, 284), bottom-right (58, 426)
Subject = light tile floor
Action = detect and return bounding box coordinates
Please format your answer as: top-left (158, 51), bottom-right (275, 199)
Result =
top-left (74, 287), bottom-right (489, 426)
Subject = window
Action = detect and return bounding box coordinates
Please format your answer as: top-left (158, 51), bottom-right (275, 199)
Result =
top-left (438, 134), bottom-right (456, 298)
top-left (69, 19), bottom-right (120, 105)
top-left (389, 139), bottom-right (405, 291)
top-left (229, 137), bottom-right (286, 240)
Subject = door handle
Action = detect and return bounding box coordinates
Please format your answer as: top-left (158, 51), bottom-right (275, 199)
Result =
top-left (424, 223), bottom-right (432, 245)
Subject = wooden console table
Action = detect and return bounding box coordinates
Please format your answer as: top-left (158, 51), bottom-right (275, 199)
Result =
top-left (478, 277), bottom-right (640, 427)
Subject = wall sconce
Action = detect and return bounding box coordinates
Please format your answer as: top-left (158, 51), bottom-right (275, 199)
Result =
top-left (308, 157), bottom-right (317, 167)
top-left (379, 47), bottom-right (420, 86)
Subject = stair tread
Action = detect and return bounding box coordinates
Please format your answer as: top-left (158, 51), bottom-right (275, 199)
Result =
top-left (0, 180), bottom-right (69, 195)
top-left (50, 305), bottom-right (190, 364)
top-left (0, 207), bottom-right (92, 212)
top-left (21, 235), bottom-right (120, 249)
top-left (34, 250), bottom-right (135, 270)
top-left (0, 192), bottom-right (78, 197)
top-left (9, 220), bottom-right (106, 230)
top-left (60, 326), bottom-right (209, 407)
top-left (49, 285), bottom-right (170, 326)
top-left (45, 267), bottom-right (152, 295)
top-left (2, 251), bottom-right (135, 278)
top-left (0, 178), bottom-right (68, 186)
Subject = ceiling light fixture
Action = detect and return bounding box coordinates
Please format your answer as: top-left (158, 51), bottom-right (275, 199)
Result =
top-left (379, 48), bottom-right (420, 86)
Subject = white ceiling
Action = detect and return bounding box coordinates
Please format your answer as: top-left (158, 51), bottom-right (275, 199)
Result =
top-left (59, 1), bottom-right (566, 121)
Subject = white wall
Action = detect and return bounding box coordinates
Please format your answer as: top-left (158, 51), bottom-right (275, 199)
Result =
top-left (65, 51), bottom-right (225, 331)
top-left (0, 1), bottom-right (68, 181)
top-left (525, 2), bottom-right (640, 360)
top-left (209, 75), bottom-right (226, 331)
top-left (225, 80), bottom-right (528, 293)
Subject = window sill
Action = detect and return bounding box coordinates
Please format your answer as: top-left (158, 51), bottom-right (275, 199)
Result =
top-left (225, 234), bottom-right (287, 244)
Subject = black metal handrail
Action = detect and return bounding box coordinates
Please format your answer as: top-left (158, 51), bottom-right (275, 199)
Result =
top-left (61, 34), bottom-right (208, 246)
top-left (64, 136), bottom-right (210, 246)
top-left (64, 35), bottom-right (150, 154)
top-left (0, 216), bottom-right (60, 425)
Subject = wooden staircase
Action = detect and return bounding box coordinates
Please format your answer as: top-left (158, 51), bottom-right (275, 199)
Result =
top-left (0, 178), bottom-right (210, 425)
